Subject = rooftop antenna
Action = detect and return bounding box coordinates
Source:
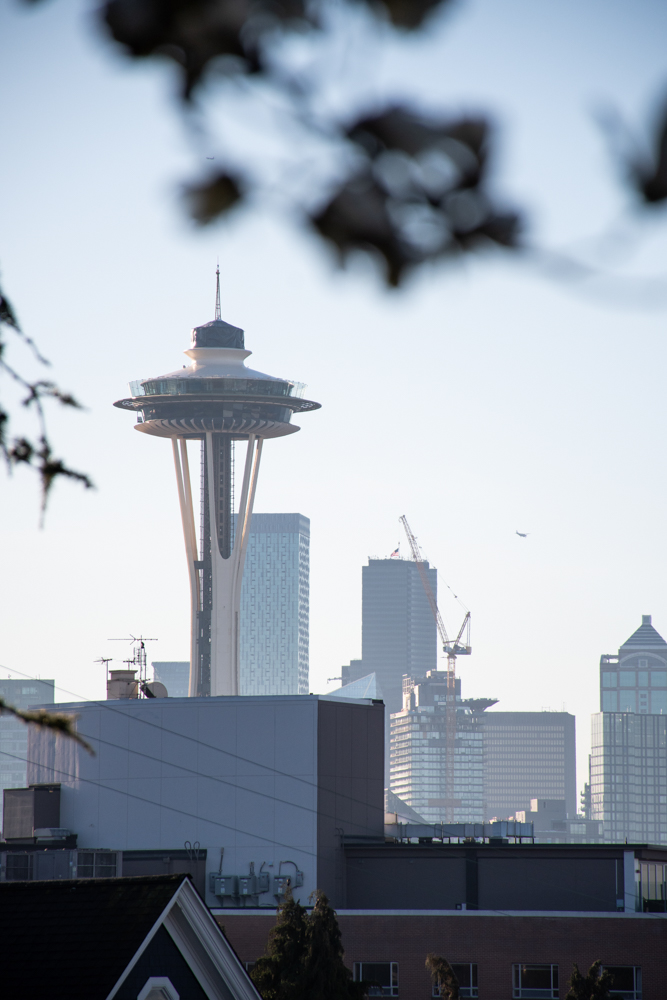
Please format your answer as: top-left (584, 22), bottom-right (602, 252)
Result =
top-left (215, 261), bottom-right (221, 321)
top-left (108, 635), bottom-right (157, 688)
top-left (94, 657), bottom-right (113, 688)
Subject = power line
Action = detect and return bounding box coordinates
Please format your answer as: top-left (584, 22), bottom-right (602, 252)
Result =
top-left (0, 662), bottom-right (385, 821)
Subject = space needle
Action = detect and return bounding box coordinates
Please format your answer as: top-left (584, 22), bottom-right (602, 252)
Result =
top-left (114, 272), bottom-right (320, 697)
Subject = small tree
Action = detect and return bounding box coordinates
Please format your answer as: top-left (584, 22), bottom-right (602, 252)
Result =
top-left (565, 961), bottom-right (613, 1000)
top-left (426, 954), bottom-right (460, 1000)
top-left (250, 885), bottom-right (308, 1000)
top-left (302, 890), bottom-right (365, 1000)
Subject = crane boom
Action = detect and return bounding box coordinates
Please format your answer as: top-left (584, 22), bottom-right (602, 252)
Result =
top-left (399, 515), bottom-right (471, 824)
top-left (399, 515), bottom-right (450, 647)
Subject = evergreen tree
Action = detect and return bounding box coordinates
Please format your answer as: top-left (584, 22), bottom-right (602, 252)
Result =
top-left (426, 954), bottom-right (460, 1000)
top-left (250, 885), bottom-right (309, 1000)
top-left (565, 961), bottom-right (613, 1000)
top-left (301, 890), bottom-right (366, 1000)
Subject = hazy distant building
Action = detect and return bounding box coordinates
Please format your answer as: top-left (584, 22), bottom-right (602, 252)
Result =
top-left (591, 712), bottom-right (667, 843)
top-left (0, 679), bottom-right (54, 830)
top-left (591, 615), bottom-right (667, 844)
top-left (514, 798), bottom-right (602, 843)
top-left (238, 513), bottom-right (310, 696)
top-left (599, 614), bottom-right (667, 715)
top-left (389, 671), bottom-right (485, 824)
top-left (343, 557), bottom-right (437, 719)
top-left (152, 662), bottom-right (189, 698)
top-left (483, 712), bottom-right (577, 820)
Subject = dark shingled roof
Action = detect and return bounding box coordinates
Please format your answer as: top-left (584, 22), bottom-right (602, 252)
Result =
top-left (0, 874), bottom-right (186, 1000)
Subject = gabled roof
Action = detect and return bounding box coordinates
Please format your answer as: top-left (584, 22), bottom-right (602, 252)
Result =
top-left (0, 874), bottom-right (261, 1000)
top-left (619, 615), bottom-right (667, 651)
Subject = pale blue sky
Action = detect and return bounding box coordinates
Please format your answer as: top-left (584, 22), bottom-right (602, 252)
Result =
top-left (2, 0), bottom-right (667, 800)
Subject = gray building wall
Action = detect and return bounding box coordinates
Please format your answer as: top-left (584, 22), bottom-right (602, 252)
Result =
top-left (343, 843), bottom-right (634, 912)
top-left (0, 679), bottom-right (54, 831)
top-left (26, 694), bottom-right (383, 908)
top-left (238, 513), bottom-right (310, 696)
top-left (483, 712), bottom-right (577, 820)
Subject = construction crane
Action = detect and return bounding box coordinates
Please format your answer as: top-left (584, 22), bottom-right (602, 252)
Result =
top-left (399, 515), bottom-right (471, 823)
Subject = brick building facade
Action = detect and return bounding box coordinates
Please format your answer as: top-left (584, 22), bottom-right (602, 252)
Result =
top-left (219, 911), bottom-right (663, 1000)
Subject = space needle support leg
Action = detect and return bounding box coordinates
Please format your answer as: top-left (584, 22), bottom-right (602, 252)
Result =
top-left (172, 438), bottom-right (200, 697)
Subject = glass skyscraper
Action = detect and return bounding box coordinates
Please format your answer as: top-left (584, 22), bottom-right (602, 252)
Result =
top-left (238, 512), bottom-right (310, 696)
top-left (591, 615), bottom-right (667, 843)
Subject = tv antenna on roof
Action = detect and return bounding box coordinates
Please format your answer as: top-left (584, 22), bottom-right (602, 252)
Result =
top-left (108, 635), bottom-right (157, 686)
top-left (94, 657), bottom-right (113, 687)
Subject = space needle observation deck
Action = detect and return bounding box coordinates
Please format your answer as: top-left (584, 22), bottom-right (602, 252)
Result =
top-left (114, 277), bottom-right (320, 698)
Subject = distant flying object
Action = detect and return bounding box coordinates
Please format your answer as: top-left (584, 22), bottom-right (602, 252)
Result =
top-left (206, 156), bottom-right (215, 160)
top-left (516, 531), bottom-right (529, 538)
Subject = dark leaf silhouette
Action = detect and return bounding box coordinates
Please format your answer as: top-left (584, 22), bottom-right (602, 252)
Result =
top-left (102, 0), bottom-right (312, 98)
top-left (372, 0), bottom-right (449, 29)
top-left (314, 107), bottom-right (520, 285)
top-left (185, 170), bottom-right (243, 224)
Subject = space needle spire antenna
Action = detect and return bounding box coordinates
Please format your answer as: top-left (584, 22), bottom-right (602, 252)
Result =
top-left (114, 275), bottom-right (320, 699)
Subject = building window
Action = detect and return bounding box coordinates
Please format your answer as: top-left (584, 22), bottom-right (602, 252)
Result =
top-left (602, 672), bottom-right (618, 688)
top-left (651, 691), bottom-right (667, 715)
top-left (432, 964), bottom-right (478, 998)
top-left (5, 853), bottom-right (33, 881)
top-left (650, 671), bottom-right (667, 687)
top-left (619, 672), bottom-right (635, 688)
top-left (353, 962), bottom-right (399, 996)
top-left (602, 966), bottom-right (642, 1000)
top-left (76, 852), bottom-right (117, 878)
top-left (602, 691), bottom-right (618, 712)
top-left (512, 964), bottom-right (558, 999)
top-left (618, 691), bottom-right (636, 713)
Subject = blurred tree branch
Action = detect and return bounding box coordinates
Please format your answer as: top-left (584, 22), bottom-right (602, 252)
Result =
top-left (0, 697), bottom-right (95, 755)
top-left (0, 280), bottom-right (94, 520)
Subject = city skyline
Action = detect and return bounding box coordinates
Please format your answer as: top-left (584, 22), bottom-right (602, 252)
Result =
top-left (2, 0), bottom-right (667, 804)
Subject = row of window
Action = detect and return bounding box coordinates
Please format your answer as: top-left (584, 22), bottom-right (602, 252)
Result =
top-left (602, 690), bottom-right (667, 713)
top-left (603, 671), bottom-right (667, 687)
top-left (350, 962), bottom-right (642, 999)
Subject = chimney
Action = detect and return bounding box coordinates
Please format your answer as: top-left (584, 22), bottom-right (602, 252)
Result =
top-left (642, 615), bottom-right (652, 626)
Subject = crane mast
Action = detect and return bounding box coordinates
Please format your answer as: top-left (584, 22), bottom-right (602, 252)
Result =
top-left (399, 515), bottom-right (471, 823)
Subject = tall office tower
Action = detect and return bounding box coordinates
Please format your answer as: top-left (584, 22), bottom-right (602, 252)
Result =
top-left (238, 513), bottom-right (310, 696)
top-left (343, 557), bottom-right (438, 719)
top-left (0, 679), bottom-right (54, 829)
top-left (591, 615), bottom-right (667, 843)
top-left (590, 713), bottom-right (667, 843)
top-left (599, 615), bottom-right (667, 714)
top-left (482, 712), bottom-right (577, 820)
top-left (389, 671), bottom-right (485, 823)
top-left (115, 272), bottom-right (319, 698)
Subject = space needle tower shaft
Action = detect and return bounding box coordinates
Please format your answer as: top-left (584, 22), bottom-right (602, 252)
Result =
top-left (114, 271), bottom-right (320, 697)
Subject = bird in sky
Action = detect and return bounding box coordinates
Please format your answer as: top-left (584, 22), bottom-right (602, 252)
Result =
top-left (516, 530), bottom-right (529, 537)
